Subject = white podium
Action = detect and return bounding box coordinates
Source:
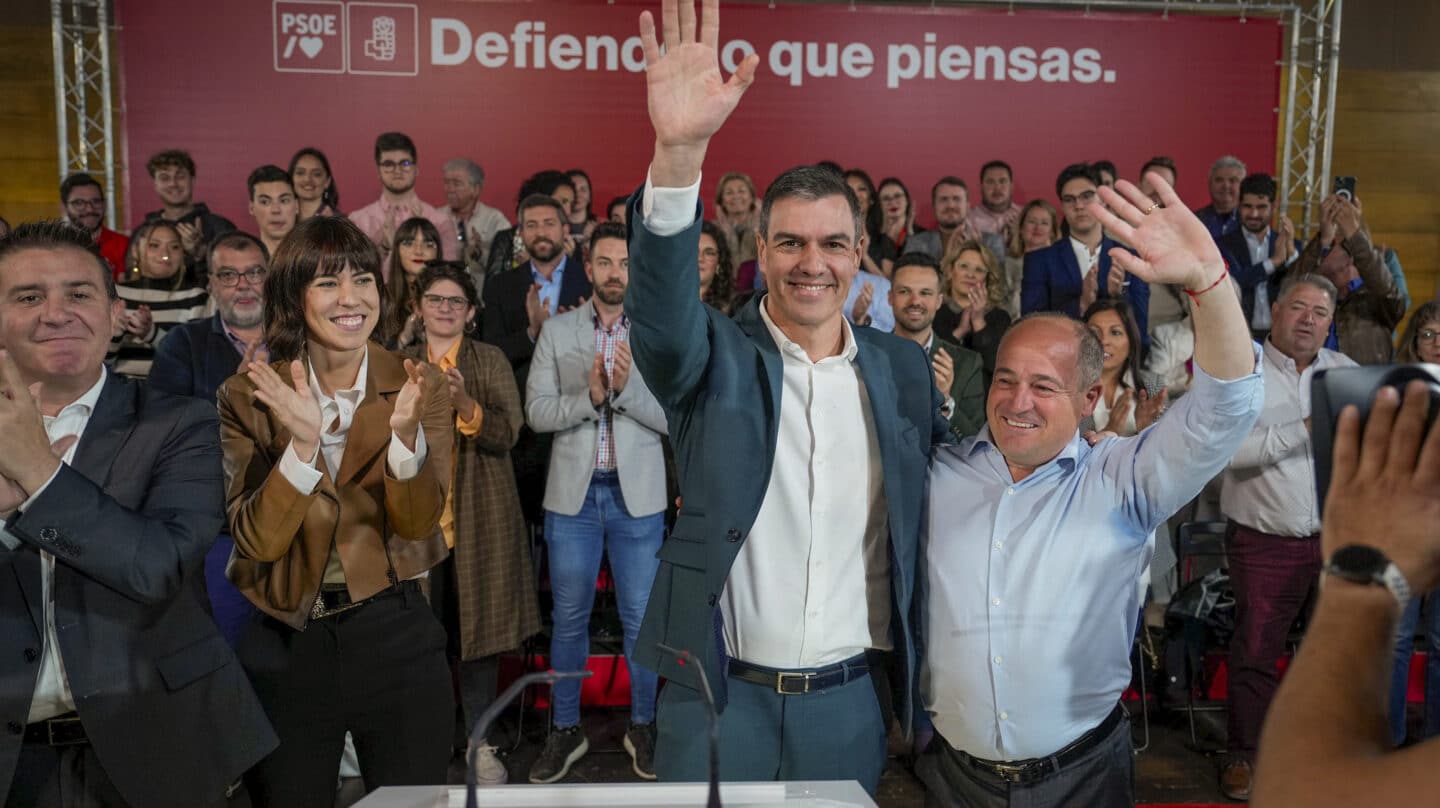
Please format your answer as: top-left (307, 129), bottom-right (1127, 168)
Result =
top-left (353, 781), bottom-right (877, 807)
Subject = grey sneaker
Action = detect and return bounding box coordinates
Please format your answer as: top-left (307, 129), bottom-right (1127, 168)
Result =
top-left (528, 725), bottom-right (589, 784)
top-left (624, 721), bottom-right (657, 781)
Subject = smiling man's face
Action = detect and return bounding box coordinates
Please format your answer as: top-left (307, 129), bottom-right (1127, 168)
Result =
top-left (756, 195), bottom-right (861, 334)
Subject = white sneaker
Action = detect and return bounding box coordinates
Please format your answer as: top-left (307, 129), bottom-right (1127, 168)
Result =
top-left (471, 742), bottom-right (509, 786)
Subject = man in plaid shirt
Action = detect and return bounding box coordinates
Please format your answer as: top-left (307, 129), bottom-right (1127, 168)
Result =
top-left (524, 221), bottom-right (671, 784)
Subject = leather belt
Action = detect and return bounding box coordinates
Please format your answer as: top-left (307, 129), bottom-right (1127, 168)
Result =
top-left (728, 654), bottom-right (869, 695)
top-left (310, 579), bottom-right (419, 621)
top-left (24, 712), bottom-right (87, 746)
top-left (958, 704), bottom-right (1127, 785)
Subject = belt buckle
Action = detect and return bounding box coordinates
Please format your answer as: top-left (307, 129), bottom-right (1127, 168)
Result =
top-left (47, 716), bottom-right (84, 746)
top-left (989, 761), bottom-right (1029, 784)
top-left (775, 671), bottom-right (813, 695)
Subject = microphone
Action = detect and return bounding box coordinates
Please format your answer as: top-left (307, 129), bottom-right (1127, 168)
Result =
top-left (657, 643), bottom-right (721, 808)
top-left (465, 668), bottom-right (593, 808)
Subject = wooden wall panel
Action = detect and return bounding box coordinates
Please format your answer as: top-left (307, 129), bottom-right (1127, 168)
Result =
top-left (0, 24), bottom-right (62, 226)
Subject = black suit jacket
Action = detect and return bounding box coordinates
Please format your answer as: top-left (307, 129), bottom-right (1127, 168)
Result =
top-left (150, 313), bottom-right (244, 405)
top-left (481, 256), bottom-right (592, 378)
top-left (0, 374), bottom-right (276, 806)
top-left (1218, 228), bottom-right (1302, 327)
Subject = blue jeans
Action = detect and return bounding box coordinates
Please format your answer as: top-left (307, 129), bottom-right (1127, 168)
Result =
top-left (544, 472), bottom-right (664, 728)
top-left (1389, 594), bottom-right (1440, 744)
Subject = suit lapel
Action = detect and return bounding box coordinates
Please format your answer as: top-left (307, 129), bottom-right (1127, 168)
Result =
top-left (737, 296), bottom-right (784, 453)
top-left (854, 339), bottom-right (902, 504)
top-left (70, 373), bottom-right (138, 487)
top-left (335, 345), bottom-right (405, 486)
top-left (1058, 240), bottom-right (1083, 291)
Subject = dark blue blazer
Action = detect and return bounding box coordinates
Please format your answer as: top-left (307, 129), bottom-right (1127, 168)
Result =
top-left (1218, 229), bottom-right (1303, 327)
top-left (150, 313), bottom-right (243, 405)
top-left (480, 255), bottom-right (592, 374)
top-left (625, 195), bottom-right (950, 734)
top-left (1021, 237), bottom-right (1151, 345)
top-left (0, 375), bottom-right (275, 806)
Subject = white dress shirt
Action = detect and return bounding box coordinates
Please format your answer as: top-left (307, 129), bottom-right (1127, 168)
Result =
top-left (923, 346), bottom-right (1263, 760)
top-left (1220, 340), bottom-right (1355, 536)
top-left (277, 348), bottom-right (427, 583)
top-left (1069, 235), bottom-right (1101, 277)
top-left (643, 172), bottom-right (893, 668)
top-left (0, 368), bottom-right (107, 722)
top-left (1242, 227), bottom-right (1298, 331)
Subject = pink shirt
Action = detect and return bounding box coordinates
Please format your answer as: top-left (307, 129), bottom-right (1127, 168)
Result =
top-left (348, 192), bottom-right (458, 277)
top-left (969, 202), bottom-right (1021, 240)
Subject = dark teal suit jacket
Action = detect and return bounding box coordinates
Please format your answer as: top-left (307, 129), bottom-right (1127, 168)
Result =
top-left (625, 195), bottom-right (950, 735)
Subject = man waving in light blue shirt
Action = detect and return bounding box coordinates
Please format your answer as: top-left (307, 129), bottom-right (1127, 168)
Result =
top-left (919, 173), bottom-right (1264, 807)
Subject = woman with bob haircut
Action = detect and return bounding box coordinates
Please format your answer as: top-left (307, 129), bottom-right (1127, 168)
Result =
top-left (217, 216), bottom-right (455, 806)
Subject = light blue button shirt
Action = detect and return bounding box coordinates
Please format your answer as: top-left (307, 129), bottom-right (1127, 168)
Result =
top-left (843, 270), bottom-right (894, 332)
top-left (921, 344), bottom-right (1263, 760)
top-left (530, 254), bottom-right (568, 316)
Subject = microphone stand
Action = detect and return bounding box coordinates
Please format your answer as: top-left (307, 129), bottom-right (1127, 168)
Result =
top-left (465, 669), bottom-right (593, 808)
top-left (658, 643), bottom-right (722, 808)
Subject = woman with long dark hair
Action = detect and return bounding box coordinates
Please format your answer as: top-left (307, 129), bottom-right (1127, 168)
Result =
top-left (698, 220), bottom-right (737, 315)
top-left (289, 146), bottom-right (340, 219)
top-left (383, 217), bottom-right (441, 348)
top-left (566, 168), bottom-right (599, 241)
top-left (218, 216), bottom-right (454, 806)
top-left (1082, 298), bottom-right (1166, 436)
top-left (877, 176), bottom-right (920, 263)
top-left (845, 168), bottom-right (897, 279)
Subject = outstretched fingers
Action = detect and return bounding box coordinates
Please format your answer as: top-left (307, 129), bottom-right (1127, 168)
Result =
top-left (679, 0), bottom-right (697, 43)
top-left (639, 10), bottom-right (661, 66)
top-left (699, 0), bottom-right (719, 50)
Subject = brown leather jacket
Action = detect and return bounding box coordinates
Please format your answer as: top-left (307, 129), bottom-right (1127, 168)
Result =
top-left (218, 345), bottom-right (452, 629)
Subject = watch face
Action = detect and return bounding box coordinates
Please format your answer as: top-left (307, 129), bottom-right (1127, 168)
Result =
top-left (1329, 544), bottom-right (1387, 581)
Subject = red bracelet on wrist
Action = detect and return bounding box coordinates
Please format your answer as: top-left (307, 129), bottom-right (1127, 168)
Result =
top-left (1183, 262), bottom-right (1229, 305)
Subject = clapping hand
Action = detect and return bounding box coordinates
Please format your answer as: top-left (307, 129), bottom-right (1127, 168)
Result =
top-left (247, 358), bottom-right (322, 462)
top-left (444, 367), bottom-right (479, 423)
top-left (1079, 260), bottom-right (1100, 313)
top-left (1135, 387), bottom-right (1169, 432)
top-left (1105, 262), bottom-right (1127, 297)
top-left (642, 0), bottom-right (761, 185)
top-left (0, 351), bottom-right (74, 512)
top-left (525, 284), bottom-right (551, 339)
top-left (610, 341), bottom-right (633, 394)
top-left (122, 304), bottom-right (153, 339)
top-left (932, 349), bottom-right (954, 396)
top-left (851, 281), bottom-right (874, 325)
top-left (390, 359), bottom-right (430, 451)
top-left (175, 218), bottom-right (204, 257)
top-left (588, 353), bottom-right (608, 407)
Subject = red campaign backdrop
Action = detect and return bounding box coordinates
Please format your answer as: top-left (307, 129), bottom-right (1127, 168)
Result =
top-left (115, 0), bottom-right (1281, 232)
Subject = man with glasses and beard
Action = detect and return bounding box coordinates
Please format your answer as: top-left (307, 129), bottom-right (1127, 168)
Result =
top-left (524, 221), bottom-right (667, 783)
top-left (150, 231), bottom-right (271, 647)
top-left (349, 131), bottom-right (457, 268)
top-left (60, 173), bottom-right (128, 279)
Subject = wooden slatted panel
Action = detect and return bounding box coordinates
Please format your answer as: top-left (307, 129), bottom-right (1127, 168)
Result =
top-left (0, 25), bottom-right (61, 226)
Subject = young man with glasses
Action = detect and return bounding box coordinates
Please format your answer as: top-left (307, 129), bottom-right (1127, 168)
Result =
top-left (350, 131), bottom-right (457, 269)
top-left (1021, 162), bottom-right (1151, 345)
top-left (60, 173), bottom-right (128, 279)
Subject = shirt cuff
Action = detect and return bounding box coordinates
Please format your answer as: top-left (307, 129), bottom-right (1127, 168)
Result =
top-left (642, 170), bottom-right (702, 237)
top-left (1261, 258), bottom-right (1276, 276)
top-left (387, 426), bottom-right (428, 481)
top-left (456, 403), bottom-right (484, 437)
top-left (279, 439), bottom-right (323, 495)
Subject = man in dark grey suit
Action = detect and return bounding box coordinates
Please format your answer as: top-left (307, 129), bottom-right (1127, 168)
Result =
top-left (0, 221), bottom-right (274, 807)
top-left (625, 0), bottom-right (949, 795)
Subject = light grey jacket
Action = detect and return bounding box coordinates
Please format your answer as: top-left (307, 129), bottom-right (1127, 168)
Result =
top-left (525, 303), bottom-right (669, 517)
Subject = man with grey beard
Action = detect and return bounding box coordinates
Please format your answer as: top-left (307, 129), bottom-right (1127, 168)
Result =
top-left (150, 230), bottom-right (269, 647)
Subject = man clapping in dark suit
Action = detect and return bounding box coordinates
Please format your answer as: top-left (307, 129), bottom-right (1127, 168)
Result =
top-left (0, 222), bottom-right (274, 807)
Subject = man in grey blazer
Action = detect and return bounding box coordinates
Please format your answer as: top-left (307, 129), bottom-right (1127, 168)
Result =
top-left (524, 221), bottom-right (669, 785)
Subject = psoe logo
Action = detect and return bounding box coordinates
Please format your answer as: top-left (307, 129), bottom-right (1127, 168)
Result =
top-left (274, 1), bottom-right (346, 74)
top-left (348, 3), bottom-right (419, 76)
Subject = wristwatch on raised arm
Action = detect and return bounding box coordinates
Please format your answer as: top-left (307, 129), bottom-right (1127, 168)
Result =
top-left (1324, 544), bottom-right (1412, 607)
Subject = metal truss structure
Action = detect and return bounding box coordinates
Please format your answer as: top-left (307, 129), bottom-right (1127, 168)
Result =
top-left (53, 0), bottom-right (1340, 231)
top-left (51, 0), bottom-right (116, 228)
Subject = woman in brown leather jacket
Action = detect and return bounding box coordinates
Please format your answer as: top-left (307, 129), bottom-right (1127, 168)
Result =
top-left (217, 216), bottom-right (455, 806)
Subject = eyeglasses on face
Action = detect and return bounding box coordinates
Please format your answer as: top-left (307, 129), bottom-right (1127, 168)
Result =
top-left (66, 198), bottom-right (105, 210)
top-left (422, 294), bottom-right (469, 310)
top-left (1060, 190), bottom-right (1098, 207)
top-left (212, 268), bottom-right (267, 287)
top-left (1419, 329), bottom-right (1440, 342)
top-left (379, 159), bottom-right (415, 172)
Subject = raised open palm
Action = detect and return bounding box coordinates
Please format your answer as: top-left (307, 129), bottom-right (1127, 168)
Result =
top-left (640, 0), bottom-right (760, 151)
top-left (1091, 173), bottom-right (1224, 291)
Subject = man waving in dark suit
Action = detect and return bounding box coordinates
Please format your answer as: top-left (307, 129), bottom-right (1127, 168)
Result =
top-left (625, 0), bottom-right (951, 794)
top-left (0, 221), bottom-right (275, 807)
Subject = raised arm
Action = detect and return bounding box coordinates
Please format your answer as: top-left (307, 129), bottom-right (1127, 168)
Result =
top-left (1094, 174), bottom-right (1253, 381)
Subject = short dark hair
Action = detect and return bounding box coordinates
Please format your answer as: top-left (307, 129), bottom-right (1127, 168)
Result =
top-left (814, 160), bottom-right (845, 177)
top-left (515, 171), bottom-right (576, 213)
top-left (759, 165), bottom-right (863, 242)
top-left (1140, 156), bottom-right (1178, 183)
top-left (208, 231), bottom-right (270, 272)
top-left (517, 194), bottom-right (568, 224)
top-left (587, 221), bottom-right (627, 256)
top-left (263, 217), bottom-right (385, 362)
top-left (415, 261), bottom-right (479, 311)
top-left (606, 195), bottom-right (629, 220)
top-left (374, 131), bottom-right (417, 163)
top-left (146, 149), bottom-right (195, 177)
top-left (246, 165), bottom-right (293, 200)
top-left (289, 147), bottom-right (340, 211)
top-left (932, 176), bottom-right (968, 201)
top-left (1055, 163), bottom-right (1102, 198)
top-left (980, 160), bottom-right (1012, 182)
top-left (59, 172), bottom-right (103, 204)
top-left (1092, 160), bottom-right (1118, 182)
top-left (892, 251), bottom-right (944, 285)
top-left (1239, 173), bottom-right (1278, 204)
top-left (0, 220), bottom-right (116, 300)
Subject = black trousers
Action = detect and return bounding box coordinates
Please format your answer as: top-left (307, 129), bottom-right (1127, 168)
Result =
top-left (238, 584), bottom-right (454, 807)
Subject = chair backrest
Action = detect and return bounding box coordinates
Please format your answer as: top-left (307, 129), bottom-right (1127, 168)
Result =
top-left (1175, 520), bottom-right (1229, 585)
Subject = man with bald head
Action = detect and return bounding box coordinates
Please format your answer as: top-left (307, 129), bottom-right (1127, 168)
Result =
top-left (919, 173), bottom-right (1264, 807)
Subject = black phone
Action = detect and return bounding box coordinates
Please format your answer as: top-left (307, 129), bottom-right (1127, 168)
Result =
top-left (1333, 175), bottom-right (1357, 201)
top-left (1311, 364), bottom-right (1440, 512)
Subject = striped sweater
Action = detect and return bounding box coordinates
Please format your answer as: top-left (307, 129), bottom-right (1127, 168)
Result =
top-left (109, 279), bottom-right (211, 378)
